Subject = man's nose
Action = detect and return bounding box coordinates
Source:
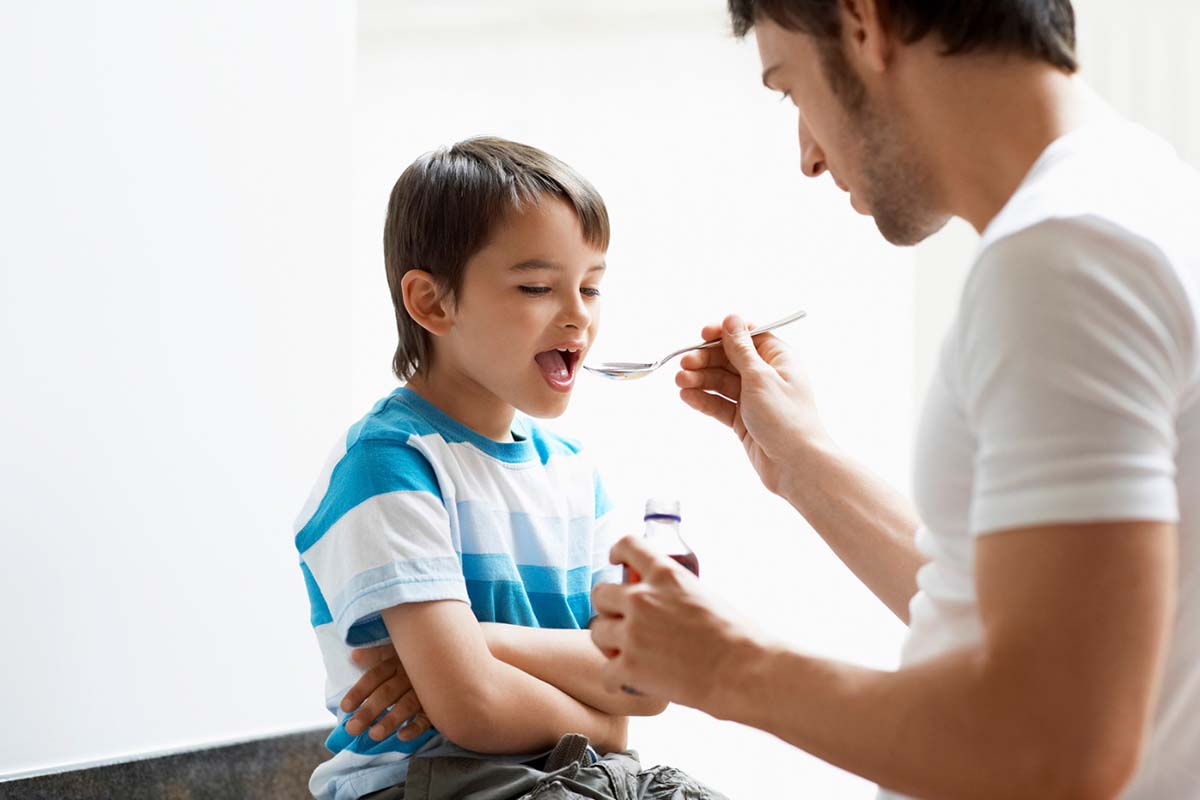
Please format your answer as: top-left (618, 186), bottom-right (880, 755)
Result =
top-left (799, 117), bottom-right (827, 179)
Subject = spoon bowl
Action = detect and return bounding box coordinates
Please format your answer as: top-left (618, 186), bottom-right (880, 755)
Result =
top-left (583, 309), bottom-right (807, 381)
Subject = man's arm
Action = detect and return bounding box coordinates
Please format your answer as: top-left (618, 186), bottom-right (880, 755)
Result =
top-left (774, 440), bottom-right (924, 623)
top-left (381, 600), bottom-right (627, 754)
top-left (677, 317), bottom-right (924, 622)
top-left (593, 521), bottom-right (1176, 799)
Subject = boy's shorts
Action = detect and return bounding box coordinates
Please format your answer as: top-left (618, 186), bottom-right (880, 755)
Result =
top-left (359, 733), bottom-right (728, 800)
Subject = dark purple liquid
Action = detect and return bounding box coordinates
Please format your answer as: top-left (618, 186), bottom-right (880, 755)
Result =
top-left (623, 551), bottom-right (700, 583)
top-left (669, 551), bottom-right (700, 577)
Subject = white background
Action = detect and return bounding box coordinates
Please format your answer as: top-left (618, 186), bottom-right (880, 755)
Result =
top-left (1, 0), bottom-right (354, 777)
top-left (2, 1), bottom-right (1197, 798)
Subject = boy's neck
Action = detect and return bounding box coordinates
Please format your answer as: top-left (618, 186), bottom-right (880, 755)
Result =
top-left (404, 369), bottom-right (519, 443)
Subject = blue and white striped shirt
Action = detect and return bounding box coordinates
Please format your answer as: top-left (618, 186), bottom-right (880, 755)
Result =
top-left (294, 387), bottom-right (621, 800)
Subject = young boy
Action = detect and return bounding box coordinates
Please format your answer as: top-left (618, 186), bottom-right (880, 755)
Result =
top-left (294, 138), bottom-right (708, 800)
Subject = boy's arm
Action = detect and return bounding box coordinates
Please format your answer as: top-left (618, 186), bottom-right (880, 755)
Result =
top-left (342, 621), bottom-right (663, 741)
top-left (379, 599), bottom-right (628, 754)
top-left (480, 623), bottom-right (669, 716)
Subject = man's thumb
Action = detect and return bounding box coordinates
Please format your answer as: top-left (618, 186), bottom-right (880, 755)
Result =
top-left (721, 314), bottom-right (762, 372)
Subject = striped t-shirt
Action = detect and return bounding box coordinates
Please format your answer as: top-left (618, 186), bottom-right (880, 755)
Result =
top-left (294, 387), bottom-right (622, 800)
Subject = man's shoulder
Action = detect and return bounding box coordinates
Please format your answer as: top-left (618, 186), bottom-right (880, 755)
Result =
top-left (967, 118), bottom-right (1200, 326)
top-left (967, 213), bottom-right (1196, 326)
top-left (980, 120), bottom-right (1200, 257)
top-left (952, 215), bottom-right (1199, 412)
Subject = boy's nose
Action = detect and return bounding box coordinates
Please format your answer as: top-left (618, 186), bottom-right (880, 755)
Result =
top-left (558, 296), bottom-right (591, 329)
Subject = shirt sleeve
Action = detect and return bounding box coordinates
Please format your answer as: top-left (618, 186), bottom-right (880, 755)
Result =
top-left (960, 216), bottom-right (1192, 537)
top-left (296, 438), bottom-right (468, 645)
top-left (590, 469), bottom-right (625, 588)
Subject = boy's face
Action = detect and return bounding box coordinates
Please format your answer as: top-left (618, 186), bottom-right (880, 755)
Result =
top-left (437, 197), bottom-right (605, 419)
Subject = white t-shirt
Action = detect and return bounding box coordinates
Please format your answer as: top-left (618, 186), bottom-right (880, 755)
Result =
top-left (884, 117), bottom-right (1200, 798)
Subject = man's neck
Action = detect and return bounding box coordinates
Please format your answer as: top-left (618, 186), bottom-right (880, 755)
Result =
top-left (405, 368), bottom-right (517, 443)
top-left (898, 50), bottom-right (1105, 233)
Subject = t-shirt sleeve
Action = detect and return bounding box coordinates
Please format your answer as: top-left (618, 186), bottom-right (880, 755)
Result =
top-left (296, 438), bottom-right (467, 645)
top-left (590, 469), bottom-right (625, 588)
top-left (960, 217), bottom-right (1192, 537)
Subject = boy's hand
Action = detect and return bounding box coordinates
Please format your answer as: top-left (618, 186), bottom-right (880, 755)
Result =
top-left (340, 646), bottom-right (431, 742)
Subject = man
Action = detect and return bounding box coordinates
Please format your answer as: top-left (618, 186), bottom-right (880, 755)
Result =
top-left (590, 1), bottom-right (1200, 798)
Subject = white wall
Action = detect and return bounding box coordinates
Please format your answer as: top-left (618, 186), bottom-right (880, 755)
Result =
top-left (354, 2), bottom-right (911, 796)
top-left (0, 1), bottom-right (353, 776)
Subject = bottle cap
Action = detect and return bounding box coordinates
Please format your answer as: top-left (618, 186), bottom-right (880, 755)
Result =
top-left (643, 497), bottom-right (681, 521)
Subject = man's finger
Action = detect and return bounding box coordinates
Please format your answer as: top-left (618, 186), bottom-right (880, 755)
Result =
top-left (676, 366), bottom-right (741, 401)
top-left (340, 657), bottom-right (398, 713)
top-left (678, 323), bottom-right (730, 371)
top-left (720, 314), bottom-right (767, 374)
top-left (678, 388), bottom-right (736, 428)
top-left (608, 533), bottom-right (672, 577)
top-left (680, 347), bottom-right (732, 372)
top-left (591, 581), bottom-right (629, 617)
top-left (589, 615), bottom-right (622, 657)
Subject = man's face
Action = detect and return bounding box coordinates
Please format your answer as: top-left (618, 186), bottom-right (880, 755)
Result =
top-left (437, 197), bottom-right (605, 419)
top-left (754, 18), bottom-right (947, 245)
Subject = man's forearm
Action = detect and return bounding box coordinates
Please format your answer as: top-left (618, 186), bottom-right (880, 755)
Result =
top-left (709, 639), bottom-right (1128, 800)
top-left (483, 623), bottom-right (667, 716)
top-left (780, 440), bottom-right (924, 622)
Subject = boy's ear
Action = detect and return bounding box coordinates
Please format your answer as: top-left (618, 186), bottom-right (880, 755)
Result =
top-left (401, 270), bottom-right (454, 336)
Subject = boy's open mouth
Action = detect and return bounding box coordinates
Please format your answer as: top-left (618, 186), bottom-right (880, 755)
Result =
top-left (535, 347), bottom-right (582, 392)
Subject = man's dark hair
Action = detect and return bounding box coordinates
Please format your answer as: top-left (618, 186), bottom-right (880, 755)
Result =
top-left (383, 136), bottom-right (610, 381)
top-left (728, 0), bottom-right (1078, 73)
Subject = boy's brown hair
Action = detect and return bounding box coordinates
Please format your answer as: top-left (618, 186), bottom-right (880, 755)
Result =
top-left (383, 137), bottom-right (610, 381)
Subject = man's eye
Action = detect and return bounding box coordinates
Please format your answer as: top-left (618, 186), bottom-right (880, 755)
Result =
top-left (581, 287), bottom-right (601, 298)
top-left (519, 286), bottom-right (551, 296)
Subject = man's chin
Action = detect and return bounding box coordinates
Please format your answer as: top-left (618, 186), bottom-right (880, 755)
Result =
top-left (873, 209), bottom-right (951, 248)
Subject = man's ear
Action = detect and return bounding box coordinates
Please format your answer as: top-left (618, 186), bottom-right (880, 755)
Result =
top-left (401, 270), bottom-right (454, 337)
top-left (840, 0), bottom-right (892, 74)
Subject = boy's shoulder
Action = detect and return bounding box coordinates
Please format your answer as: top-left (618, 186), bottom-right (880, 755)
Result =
top-left (343, 388), bottom-right (437, 452)
top-left (518, 416), bottom-right (587, 465)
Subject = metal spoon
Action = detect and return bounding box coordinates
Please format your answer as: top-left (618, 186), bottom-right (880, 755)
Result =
top-left (583, 309), bottom-right (808, 381)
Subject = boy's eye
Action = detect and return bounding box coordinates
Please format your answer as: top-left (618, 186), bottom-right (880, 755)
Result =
top-left (581, 287), bottom-right (601, 298)
top-left (519, 286), bottom-right (551, 296)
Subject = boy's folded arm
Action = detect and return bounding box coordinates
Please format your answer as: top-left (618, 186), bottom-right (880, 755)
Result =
top-left (380, 600), bottom-right (627, 754)
top-left (481, 623), bottom-right (669, 717)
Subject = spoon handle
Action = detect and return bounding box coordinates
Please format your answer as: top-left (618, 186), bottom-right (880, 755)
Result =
top-left (661, 309), bottom-right (808, 365)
